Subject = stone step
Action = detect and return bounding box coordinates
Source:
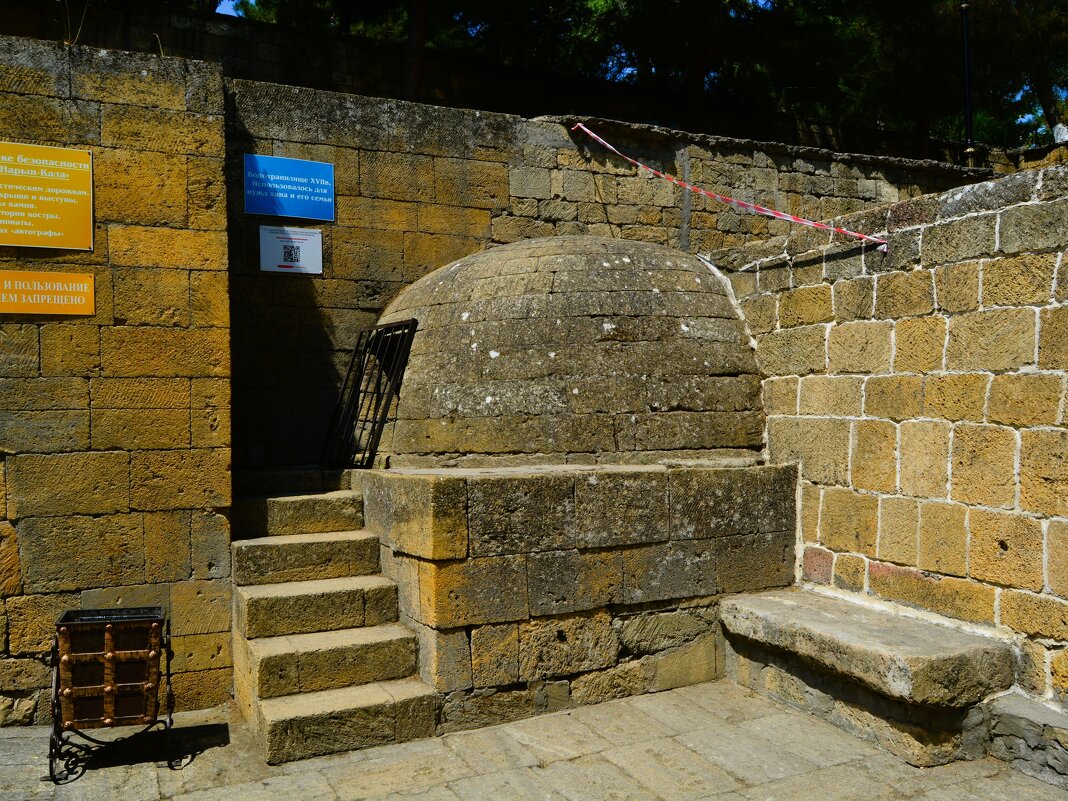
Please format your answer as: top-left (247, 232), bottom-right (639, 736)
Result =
top-left (232, 530), bottom-right (380, 586)
top-left (235, 575), bottom-right (398, 639)
top-left (235, 623), bottom-right (418, 699)
top-left (232, 489), bottom-right (364, 539)
top-left (721, 589), bottom-right (1014, 707)
top-left (256, 677), bottom-right (439, 764)
top-left (234, 467), bottom-right (361, 497)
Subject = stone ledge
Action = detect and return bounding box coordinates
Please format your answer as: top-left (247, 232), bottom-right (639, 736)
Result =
top-left (258, 677), bottom-right (439, 764)
top-left (726, 633), bottom-right (989, 767)
top-left (231, 489), bottom-right (364, 539)
top-left (720, 589), bottom-right (1014, 707)
top-left (364, 462), bottom-right (796, 562)
top-left (540, 114), bottom-right (991, 178)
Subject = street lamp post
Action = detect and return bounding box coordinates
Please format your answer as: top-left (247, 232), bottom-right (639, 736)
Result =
top-left (961, 2), bottom-right (976, 165)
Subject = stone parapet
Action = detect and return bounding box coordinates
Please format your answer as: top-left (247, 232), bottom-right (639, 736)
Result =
top-left (365, 462), bottom-right (795, 731)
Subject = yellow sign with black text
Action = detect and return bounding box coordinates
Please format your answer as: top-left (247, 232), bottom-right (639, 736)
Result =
top-left (0, 142), bottom-right (93, 250)
top-left (0, 270), bottom-right (95, 315)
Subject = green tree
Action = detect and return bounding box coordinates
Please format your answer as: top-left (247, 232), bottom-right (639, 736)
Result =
top-left (227, 0), bottom-right (1068, 147)
top-left (84, 0), bottom-right (223, 12)
top-left (975, 0), bottom-right (1068, 140)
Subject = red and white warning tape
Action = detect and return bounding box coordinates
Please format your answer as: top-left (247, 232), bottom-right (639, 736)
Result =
top-left (571, 123), bottom-right (889, 253)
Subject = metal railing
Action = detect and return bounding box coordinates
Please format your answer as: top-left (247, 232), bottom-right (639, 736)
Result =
top-left (321, 318), bottom-right (417, 469)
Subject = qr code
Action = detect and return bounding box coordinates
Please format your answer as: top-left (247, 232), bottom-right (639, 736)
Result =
top-left (282, 244), bottom-right (301, 262)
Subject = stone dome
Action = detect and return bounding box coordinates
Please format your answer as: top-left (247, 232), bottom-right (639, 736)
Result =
top-left (378, 236), bottom-right (763, 467)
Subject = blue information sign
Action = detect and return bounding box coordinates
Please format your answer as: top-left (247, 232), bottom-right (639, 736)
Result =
top-left (243, 154), bottom-right (335, 221)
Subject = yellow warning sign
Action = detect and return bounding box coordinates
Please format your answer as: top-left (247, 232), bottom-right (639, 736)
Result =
top-left (0, 270), bottom-right (95, 315)
top-left (0, 142), bottom-right (93, 251)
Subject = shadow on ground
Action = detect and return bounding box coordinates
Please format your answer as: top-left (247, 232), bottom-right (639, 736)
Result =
top-left (48, 723), bottom-right (230, 785)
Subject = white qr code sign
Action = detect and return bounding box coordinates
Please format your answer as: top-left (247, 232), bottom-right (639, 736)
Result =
top-left (259, 225), bottom-right (323, 275)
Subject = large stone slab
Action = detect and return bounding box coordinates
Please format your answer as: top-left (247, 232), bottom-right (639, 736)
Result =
top-left (231, 489), bottom-right (364, 539)
top-left (362, 461), bottom-right (796, 568)
top-left (721, 589), bottom-right (1013, 707)
top-left (364, 470), bottom-right (469, 560)
top-left (264, 490), bottom-right (364, 536)
top-left (668, 464), bottom-right (796, 539)
top-left (726, 634), bottom-right (989, 767)
top-left (239, 623), bottom-right (417, 698)
top-left (232, 530), bottom-right (379, 585)
top-left (235, 575), bottom-right (397, 638)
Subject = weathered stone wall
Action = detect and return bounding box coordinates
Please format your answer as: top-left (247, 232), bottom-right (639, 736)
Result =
top-left (988, 142), bottom-right (1068, 176)
top-left (0, 37), bottom-right (232, 721)
top-left (0, 32), bottom-right (1046, 729)
top-left (364, 463), bottom-right (796, 730)
top-left (227, 79), bottom-right (980, 467)
top-left (710, 164), bottom-right (1068, 704)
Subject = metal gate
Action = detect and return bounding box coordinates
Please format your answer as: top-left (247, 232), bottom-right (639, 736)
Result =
top-left (321, 318), bottom-right (417, 469)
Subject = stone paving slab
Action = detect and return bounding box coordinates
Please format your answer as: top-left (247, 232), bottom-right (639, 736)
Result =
top-left (1, 680), bottom-right (1066, 801)
top-left (721, 590), bottom-right (1015, 706)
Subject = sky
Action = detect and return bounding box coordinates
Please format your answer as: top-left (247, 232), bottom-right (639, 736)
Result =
top-left (217, 1), bottom-right (239, 14)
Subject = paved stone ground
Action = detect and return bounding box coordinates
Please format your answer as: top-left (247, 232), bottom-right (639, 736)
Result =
top-left (3, 681), bottom-right (1066, 801)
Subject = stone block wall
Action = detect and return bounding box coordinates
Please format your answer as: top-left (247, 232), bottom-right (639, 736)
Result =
top-left (364, 463), bottom-right (795, 731)
top-left (226, 78), bottom-right (979, 467)
top-left (0, 38), bottom-right (232, 722)
top-left (710, 164), bottom-right (1068, 703)
top-left (989, 142), bottom-right (1068, 176)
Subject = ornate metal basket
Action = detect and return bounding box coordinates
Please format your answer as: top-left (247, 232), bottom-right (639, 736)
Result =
top-left (49, 607), bottom-right (174, 783)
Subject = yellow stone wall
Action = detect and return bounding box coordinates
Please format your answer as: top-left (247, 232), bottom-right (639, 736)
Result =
top-left (712, 165), bottom-right (1068, 702)
top-left (0, 34), bottom-right (1037, 723)
top-left (0, 38), bottom-right (232, 722)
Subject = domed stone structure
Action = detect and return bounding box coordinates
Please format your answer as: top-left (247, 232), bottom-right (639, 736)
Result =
top-left (378, 236), bottom-right (764, 466)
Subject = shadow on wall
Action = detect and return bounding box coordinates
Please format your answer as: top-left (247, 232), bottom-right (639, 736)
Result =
top-left (225, 97), bottom-right (362, 469)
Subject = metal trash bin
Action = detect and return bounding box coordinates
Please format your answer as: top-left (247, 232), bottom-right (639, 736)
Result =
top-left (48, 607), bottom-right (174, 783)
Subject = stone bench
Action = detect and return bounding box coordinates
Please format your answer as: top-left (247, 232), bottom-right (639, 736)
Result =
top-left (721, 589), bottom-right (1015, 766)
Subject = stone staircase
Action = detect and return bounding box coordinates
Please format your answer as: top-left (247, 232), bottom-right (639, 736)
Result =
top-left (231, 470), bottom-right (439, 764)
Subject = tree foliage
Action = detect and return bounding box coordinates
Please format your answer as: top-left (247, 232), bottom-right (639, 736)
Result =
top-left (164, 0), bottom-right (1068, 147)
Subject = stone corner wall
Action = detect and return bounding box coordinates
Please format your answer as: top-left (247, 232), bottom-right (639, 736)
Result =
top-left (0, 36), bottom-right (232, 722)
top-left (363, 463), bottom-right (796, 731)
top-left (710, 163), bottom-right (1068, 704)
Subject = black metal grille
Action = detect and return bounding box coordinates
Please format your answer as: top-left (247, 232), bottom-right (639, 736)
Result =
top-left (322, 318), bottom-right (418, 469)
